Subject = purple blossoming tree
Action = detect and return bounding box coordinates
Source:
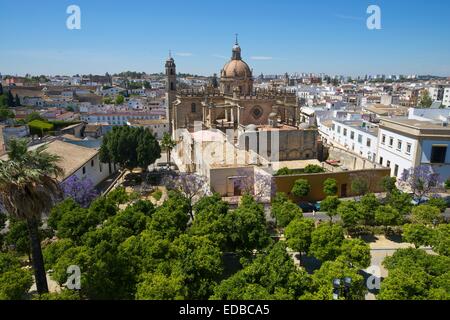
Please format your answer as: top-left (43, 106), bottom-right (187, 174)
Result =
top-left (61, 175), bottom-right (99, 207)
top-left (399, 165), bottom-right (443, 199)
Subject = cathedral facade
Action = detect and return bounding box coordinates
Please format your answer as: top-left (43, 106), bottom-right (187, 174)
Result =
top-left (165, 39), bottom-right (320, 163)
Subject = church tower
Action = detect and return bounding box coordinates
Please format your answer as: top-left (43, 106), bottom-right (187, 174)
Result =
top-left (165, 51), bottom-right (177, 135)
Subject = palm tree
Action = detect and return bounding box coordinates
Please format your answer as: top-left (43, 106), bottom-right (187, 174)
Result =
top-left (0, 139), bottom-right (63, 294)
top-left (161, 132), bottom-right (176, 165)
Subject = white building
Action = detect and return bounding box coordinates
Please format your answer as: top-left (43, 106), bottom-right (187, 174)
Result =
top-left (126, 119), bottom-right (169, 140)
top-left (444, 88), bottom-right (450, 107)
top-left (377, 118), bottom-right (450, 179)
top-left (329, 120), bottom-right (378, 162)
top-left (80, 112), bottom-right (159, 125)
top-left (0, 140), bottom-right (117, 187)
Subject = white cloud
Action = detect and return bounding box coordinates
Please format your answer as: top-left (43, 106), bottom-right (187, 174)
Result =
top-left (212, 54), bottom-right (228, 59)
top-left (250, 56), bottom-right (273, 61)
top-left (175, 52), bottom-right (193, 57)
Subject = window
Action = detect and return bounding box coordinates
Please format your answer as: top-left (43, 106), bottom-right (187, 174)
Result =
top-left (350, 131), bottom-right (355, 140)
top-left (367, 138), bottom-right (371, 147)
top-left (170, 82), bottom-right (175, 90)
top-left (191, 103), bottom-right (196, 113)
top-left (406, 143), bottom-right (412, 154)
top-left (386, 160), bottom-right (391, 168)
top-left (99, 163), bottom-right (102, 172)
top-left (397, 140), bottom-right (402, 151)
top-left (343, 128), bottom-right (347, 136)
top-left (430, 145), bottom-right (447, 164)
top-left (389, 137), bottom-right (394, 147)
top-left (394, 164), bottom-right (399, 177)
top-left (91, 159), bottom-right (94, 167)
top-left (358, 134), bottom-right (362, 143)
top-left (332, 124), bottom-right (335, 131)
top-left (379, 157), bottom-right (383, 165)
top-left (337, 126), bottom-right (341, 133)
top-left (382, 135), bottom-right (386, 144)
top-left (82, 167), bottom-right (86, 174)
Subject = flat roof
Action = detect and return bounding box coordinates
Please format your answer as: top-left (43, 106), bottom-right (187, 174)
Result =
top-left (381, 118), bottom-right (450, 130)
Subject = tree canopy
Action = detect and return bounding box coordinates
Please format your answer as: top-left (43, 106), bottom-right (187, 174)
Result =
top-left (99, 126), bottom-right (161, 170)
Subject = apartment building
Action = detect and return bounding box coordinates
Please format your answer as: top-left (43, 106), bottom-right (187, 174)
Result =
top-left (377, 118), bottom-right (450, 179)
top-left (329, 120), bottom-right (378, 162)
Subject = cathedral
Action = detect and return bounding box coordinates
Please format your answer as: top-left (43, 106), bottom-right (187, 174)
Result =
top-left (165, 39), bottom-right (320, 166)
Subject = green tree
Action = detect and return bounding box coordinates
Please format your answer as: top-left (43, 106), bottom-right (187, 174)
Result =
top-left (303, 164), bottom-right (325, 173)
top-left (226, 194), bottom-right (270, 254)
top-left (0, 139), bottom-right (63, 294)
top-left (375, 205), bottom-right (402, 228)
top-left (115, 94), bottom-right (125, 105)
top-left (135, 272), bottom-right (187, 300)
top-left (309, 224), bottom-right (345, 262)
top-left (379, 248), bottom-right (450, 300)
top-left (378, 266), bottom-right (430, 300)
top-left (4, 219), bottom-right (31, 261)
top-left (426, 197), bottom-right (447, 213)
top-left (25, 111), bottom-right (45, 123)
top-left (0, 252), bottom-right (33, 300)
top-left (339, 239), bottom-right (371, 268)
top-left (212, 242), bottom-right (311, 300)
top-left (285, 218), bottom-right (315, 256)
top-left (337, 201), bottom-right (363, 229)
top-left (320, 196), bottom-right (341, 222)
top-left (381, 176), bottom-right (397, 194)
top-left (271, 192), bottom-right (303, 228)
top-left (148, 191), bottom-right (190, 241)
top-left (100, 126), bottom-right (161, 171)
top-left (161, 132), bottom-right (176, 164)
top-left (169, 234), bottom-right (223, 299)
top-left (302, 256), bottom-right (366, 300)
top-left (103, 97), bottom-right (113, 104)
top-left (411, 205), bottom-right (441, 225)
top-left (291, 179), bottom-right (311, 198)
top-left (386, 190), bottom-right (412, 215)
top-left (189, 193), bottom-right (230, 250)
top-left (15, 94), bottom-right (21, 106)
top-left (7, 91), bottom-right (15, 107)
top-left (275, 167), bottom-right (291, 176)
top-left (351, 177), bottom-right (368, 196)
top-left (323, 178), bottom-right (338, 196)
top-left (402, 224), bottom-right (433, 248)
top-left (431, 224), bottom-right (450, 257)
top-left (419, 90), bottom-right (433, 108)
top-left (359, 193), bottom-right (380, 225)
top-left (0, 107), bottom-right (14, 121)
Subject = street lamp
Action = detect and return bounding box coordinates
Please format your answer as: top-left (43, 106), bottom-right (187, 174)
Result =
top-left (332, 277), bottom-right (352, 300)
top-left (332, 279), bottom-right (341, 300)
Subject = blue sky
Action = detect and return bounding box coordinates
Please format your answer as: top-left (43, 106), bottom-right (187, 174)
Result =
top-left (1, 0), bottom-right (449, 77)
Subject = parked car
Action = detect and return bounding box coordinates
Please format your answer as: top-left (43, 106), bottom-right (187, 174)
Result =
top-left (411, 196), bottom-right (429, 206)
top-left (298, 202), bottom-right (319, 213)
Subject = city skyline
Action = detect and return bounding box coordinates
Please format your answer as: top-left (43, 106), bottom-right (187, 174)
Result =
top-left (1, 0), bottom-right (450, 77)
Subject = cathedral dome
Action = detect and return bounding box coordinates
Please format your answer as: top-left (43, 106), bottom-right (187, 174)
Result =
top-left (222, 59), bottom-right (252, 78)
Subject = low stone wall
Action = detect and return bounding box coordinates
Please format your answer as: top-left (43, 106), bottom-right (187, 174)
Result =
top-left (273, 168), bottom-right (391, 202)
top-left (326, 144), bottom-right (382, 171)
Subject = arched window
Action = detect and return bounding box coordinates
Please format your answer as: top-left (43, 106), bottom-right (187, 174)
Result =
top-left (170, 82), bottom-right (175, 91)
top-left (191, 103), bottom-right (196, 113)
top-left (170, 69), bottom-right (174, 75)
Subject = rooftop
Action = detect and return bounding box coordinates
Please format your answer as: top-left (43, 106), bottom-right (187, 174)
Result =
top-left (1, 140), bottom-right (99, 182)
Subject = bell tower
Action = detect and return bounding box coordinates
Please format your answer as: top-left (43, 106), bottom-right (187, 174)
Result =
top-left (165, 51), bottom-right (177, 135)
